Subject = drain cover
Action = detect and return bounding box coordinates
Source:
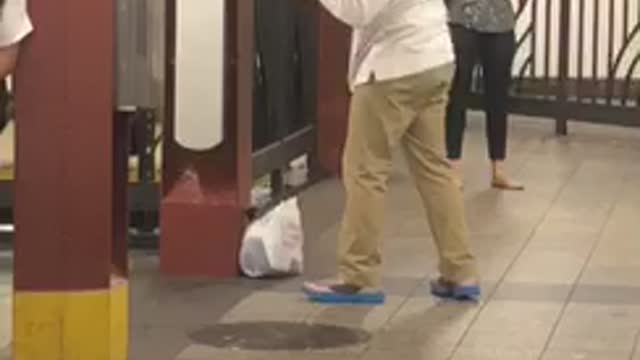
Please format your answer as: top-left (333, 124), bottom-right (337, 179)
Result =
top-left (189, 321), bottom-right (371, 351)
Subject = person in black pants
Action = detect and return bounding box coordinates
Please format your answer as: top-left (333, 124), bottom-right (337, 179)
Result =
top-left (445, 0), bottom-right (523, 190)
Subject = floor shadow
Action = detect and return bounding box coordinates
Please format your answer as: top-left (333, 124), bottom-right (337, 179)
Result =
top-left (189, 321), bottom-right (371, 351)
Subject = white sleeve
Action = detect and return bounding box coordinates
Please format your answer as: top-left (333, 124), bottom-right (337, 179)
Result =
top-left (0, 0), bottom-right (33, 48)
top-left (318, 0), bottom-right (390, 28)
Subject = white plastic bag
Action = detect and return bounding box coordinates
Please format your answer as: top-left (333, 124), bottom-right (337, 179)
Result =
top-left (240, 197), bottom-right (304, 278)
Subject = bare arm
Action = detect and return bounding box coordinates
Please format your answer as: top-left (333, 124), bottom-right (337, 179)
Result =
top-left (0, 44), bottom-right (19, 79)
top-left (0, 0), bottom-right (33, 78)
top-left (317, 0), bottom-right (390, 27)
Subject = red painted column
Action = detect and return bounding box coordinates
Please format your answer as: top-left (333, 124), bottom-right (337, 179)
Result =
top-left (13, 0), bottom-right (128, 357)
top-left (160, 0), bottom-right (254, 277)
top-left (315, 6), bottom-right (351, 176)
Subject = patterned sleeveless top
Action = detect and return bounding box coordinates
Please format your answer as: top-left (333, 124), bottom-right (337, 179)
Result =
top-left (446, 0), bottom-right (516, 33)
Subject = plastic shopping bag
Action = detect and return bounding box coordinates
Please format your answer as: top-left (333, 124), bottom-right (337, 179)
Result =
top-left (240, 197), bottom-right (304, 278)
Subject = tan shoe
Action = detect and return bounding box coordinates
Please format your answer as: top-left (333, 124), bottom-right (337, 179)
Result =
top-left (491, 173), bottom-right (524, 191)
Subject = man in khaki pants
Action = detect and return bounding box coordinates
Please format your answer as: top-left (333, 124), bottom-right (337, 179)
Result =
top-left (303, 0), bottom-right (480, 304)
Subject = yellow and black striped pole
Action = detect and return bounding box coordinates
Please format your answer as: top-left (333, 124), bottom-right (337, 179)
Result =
top-left (12, 0), bottom-right (129, 358)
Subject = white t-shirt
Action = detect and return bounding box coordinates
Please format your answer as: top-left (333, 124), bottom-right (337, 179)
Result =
top-left (319, 0), bottom-right (453, 90)
top-left (0, 0), bottom-right (32, 48)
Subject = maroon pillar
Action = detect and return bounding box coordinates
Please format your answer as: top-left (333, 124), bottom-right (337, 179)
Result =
top-left (14, 0), bottom-right (124, 295)
top-left (315, 7), bottom-right (351, 176)
top-left (160, 0), bottom-right (254, 277)
top-left (13, 0), bottom-right (128, 357)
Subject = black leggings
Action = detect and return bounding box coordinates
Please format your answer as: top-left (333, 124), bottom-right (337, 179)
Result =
top-left (445, 25), bottom-right (516, 161)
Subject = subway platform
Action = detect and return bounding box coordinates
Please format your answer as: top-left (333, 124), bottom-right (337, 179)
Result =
top-left (2, 114), bottom-right (640, 360)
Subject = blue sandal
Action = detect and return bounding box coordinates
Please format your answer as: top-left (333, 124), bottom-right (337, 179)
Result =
top-left (430, 278), bottom-right (481, 301)
top-left (303, 282), bottom-right (386, 305)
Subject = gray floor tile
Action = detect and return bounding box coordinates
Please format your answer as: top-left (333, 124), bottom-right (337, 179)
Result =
top-left (0, 282), bottom-right (9, 297)
top-left (221, 291), bottom-right (317, 323)
top-left (364, 346), bottom-right (452, 360)
top-left (0, 295), bottom-right (9, 350)
top-left (454, 301), bottom-right (562, 360)
top-left (451, 346), bottom-right (542, 360)
top-left (548, 329), bottom-right (638, 353)
top-left (541, 349), bottom-right (632, 360)
top-left (466, 300), bottom-right (563, 333)
top-left (370, 298), bottom-right (479, 353)
top-left (589, 247), bottom-right (640, 268)
top-left (178, 345), bottom-right (365, 360)
top-left (547, 303), bottom-right (640, 352)
top-left (176, 346), bottom-right (264, 360)
top-left (307, 295), bottom-right (406, 332)
top-left (493, 282), bottom-right (571, 303)
top-left (572, 284), bottom-right (640, 305)
top-left (580, 265), bottom-right (640, 288)
top-left (386, 297), bottom-right (479, 327)
top-left (503, 245), bottom-right (591, 285)
top-left (275, 349), bottom-right (365, 360)
top-left (381, 276), bottom-right (424, 296)
top-left (130, 327), bottom-right (192, 360)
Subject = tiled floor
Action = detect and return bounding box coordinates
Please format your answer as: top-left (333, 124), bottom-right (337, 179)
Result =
top-left (2, 114), bottom-right (640, 360)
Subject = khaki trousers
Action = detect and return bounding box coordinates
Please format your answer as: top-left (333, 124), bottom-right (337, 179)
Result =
top-left (338, 65), bottom-right (477, 288)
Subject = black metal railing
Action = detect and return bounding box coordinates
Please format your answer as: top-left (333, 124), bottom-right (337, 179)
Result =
top-left (472, 0), bottom-right (640, 132)
top-left (251, 0), bottom-right (318, 212)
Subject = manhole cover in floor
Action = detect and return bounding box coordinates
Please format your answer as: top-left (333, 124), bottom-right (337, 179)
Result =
top-left (189, 321), bottom-right (371, 351)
